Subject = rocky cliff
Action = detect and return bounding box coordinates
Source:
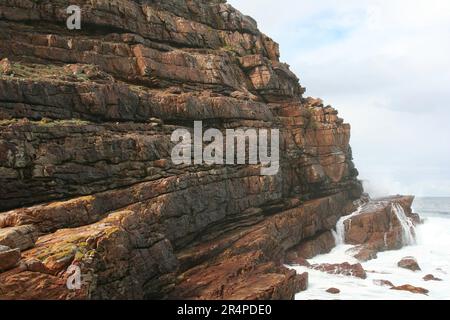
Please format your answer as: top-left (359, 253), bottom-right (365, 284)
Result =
top-left (0, 0), bottom-right (367, 299)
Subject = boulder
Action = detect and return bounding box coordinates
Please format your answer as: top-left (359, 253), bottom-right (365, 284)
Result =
top-left (397, 257), bottom-right (421, 272)
top-left (312, 262), bottom-right (367, 279)
top-left (342, 196), bottom-right (420, 261)
top-left (423, 274), bottom-right (442, 282)
top-left (346, 246), bottom-right (378, 262)
top-left (326, 287), bottom-right (340, 294)
top-left (295, 272), bottom-right (309, 292)
top-left (345, 196), bottom-right (415, 248)
top-left (391, 284), bottom-right (429, 295)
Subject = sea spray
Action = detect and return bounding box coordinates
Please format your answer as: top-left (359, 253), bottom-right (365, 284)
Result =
top-left (333, 206), bottom-right (363, 245)
top-left (293, 215), bottom-right (450, 300)
top-left (293, 199), bottom-right (450, 300)
top-left (391, 203), bottom-right (416, 246)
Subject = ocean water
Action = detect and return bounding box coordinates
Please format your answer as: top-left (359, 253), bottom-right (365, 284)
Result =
top-left (290, 197), bottom-right (450, 300)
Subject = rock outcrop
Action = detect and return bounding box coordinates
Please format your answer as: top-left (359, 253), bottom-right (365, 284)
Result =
top-left (0, 0), bottom-right (364, 299)
top-left (311, 262), bottom-right (367, 279)
top-left (423, 274), bottom-right (442, 282)
top-left (391, 284), bottom-right (429, 295)
top-left (339, 196), bottom-right (420, 262)
top-left (286, 230), bottom-right (336, 260)
top-left (398, 257), bottom-right (421, 272)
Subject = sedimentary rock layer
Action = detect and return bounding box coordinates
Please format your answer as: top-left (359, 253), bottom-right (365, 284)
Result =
top-left (0, 0), bottom-right (362, 299)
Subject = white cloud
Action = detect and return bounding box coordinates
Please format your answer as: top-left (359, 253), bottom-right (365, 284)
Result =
top-left (228, 0), bottom-right (450, 196)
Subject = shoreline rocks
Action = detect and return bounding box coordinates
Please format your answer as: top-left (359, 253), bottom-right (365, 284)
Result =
top-left (326, 287), bottom-right (340, 294)
top-left (340, 196), bottom-right (420, 262)
top-left (391, 284), bottom-right (429, 295)
top-left (286, 231), bottom-right (336, 260)
top-left (0, 0), bottom-right (421, 300)
top-left (398, 257), bottom-right (421, 272)
top-left (311, 262), bottom-right (367, 279)
top-left (423, 274), bottom-right (442, 282)
top-left (373, 279), bottom-right (394, 287)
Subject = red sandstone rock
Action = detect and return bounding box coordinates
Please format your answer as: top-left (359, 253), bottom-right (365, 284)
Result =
top-left (312, 262), bottom-right (367, 279)
top-left (348, 246), bottom-right (378, 262)
top-left (63, 64), bottom-right (114, 81)
top-left (284, 252), bottom-right (311, 267)
top-left (287, 231), bottom-right (335, 260)
top-left (326, 287), bottom-right (340, 294)
top-left (0, 246), bottom-right (21, 272)
top-left (423, 274), bottom-right (442, 282)
top-left (345, 196), bottom-right (414, 248)
top-left (398, 257), bottom-right (421, 272)
top-left (295, 272), bottom-right (309, 292)
top-left (0, 225), bottom-right (38, 251)
top-left (391, 285), bottom-right (429, 295)
top-left (342, 196), bottom-right (419, 261)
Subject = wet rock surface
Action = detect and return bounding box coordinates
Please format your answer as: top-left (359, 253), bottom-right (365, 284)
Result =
top-left (0, 58), bottom-right (12, 75)
top-left (340, 196), bottom-right (420, 262)
top-left (391, 284), bottom-right (429, 295)
top-left (423, 274), bottom-right (442, 282)
top-left (326, 287), bottom-right (340, 294)
top-left (398, 257), bottom-right (421, 272)
top-left (311, 262), bottom-right (367, 279)
top-left (286, 230), bottom-right (336, 260)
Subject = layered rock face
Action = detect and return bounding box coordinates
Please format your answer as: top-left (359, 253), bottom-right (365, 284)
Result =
top-left (0, 0), bottom-right (363, 299)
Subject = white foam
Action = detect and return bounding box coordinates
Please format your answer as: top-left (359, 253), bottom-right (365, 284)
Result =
top-left (391, 203), bottom-right (416, 245)
top-left (333, 206), bottom-right (362, 245)
top-left (290, 216), bottom-right (450, 300)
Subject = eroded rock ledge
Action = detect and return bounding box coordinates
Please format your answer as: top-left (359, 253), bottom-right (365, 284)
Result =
top-left (0, 0), bottom-right (366, 299)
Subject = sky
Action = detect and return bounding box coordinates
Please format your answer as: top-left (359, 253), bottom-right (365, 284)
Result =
top-left (228, 0), bottom-right (450, 197)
